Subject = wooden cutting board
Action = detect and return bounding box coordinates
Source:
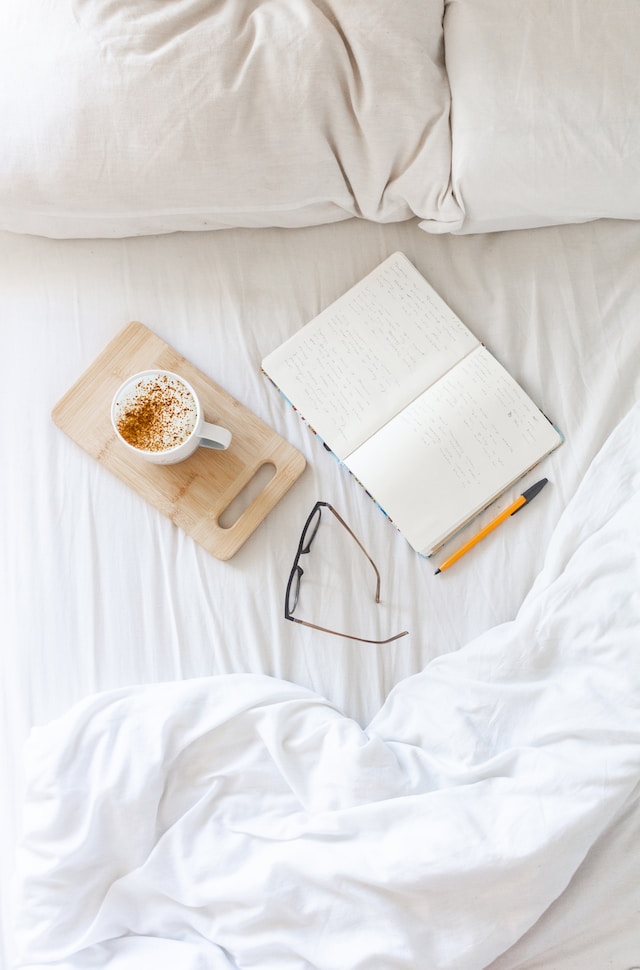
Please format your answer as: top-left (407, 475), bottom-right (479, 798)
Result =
top-left (52, 321), bottom-right (306, 559)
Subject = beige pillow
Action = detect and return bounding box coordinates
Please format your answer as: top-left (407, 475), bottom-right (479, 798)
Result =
top-left (0, 0), bottom-right (462, 238)
top-left (440, 0), bottom-right (640, 234)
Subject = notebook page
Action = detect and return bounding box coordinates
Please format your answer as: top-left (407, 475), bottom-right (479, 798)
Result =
top-left (262, 253), bottom-right (479, 460)
top-left (344, 346), bottom-right (562, 555)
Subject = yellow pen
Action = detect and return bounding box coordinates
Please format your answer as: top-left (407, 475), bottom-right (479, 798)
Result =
top-left (435, 478), bottom-right (549, 574)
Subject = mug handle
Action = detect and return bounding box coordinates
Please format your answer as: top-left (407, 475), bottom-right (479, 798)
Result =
top-left (199, 421), bottom-right (232, 451)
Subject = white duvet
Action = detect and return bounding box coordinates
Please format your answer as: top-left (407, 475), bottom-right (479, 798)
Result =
top-left (14, 405), bottom-right (640, 969)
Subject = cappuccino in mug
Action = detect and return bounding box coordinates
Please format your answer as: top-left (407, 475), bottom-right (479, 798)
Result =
top-left (111, 370), bottom-right (232, 464)
top-left (114, 372), bottom-right (197, 452)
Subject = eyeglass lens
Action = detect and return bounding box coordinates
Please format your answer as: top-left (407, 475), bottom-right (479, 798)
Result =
top-left (287, 505), bottom-right (322, 615)
top-left (300, 505), bottom-right (322, 554)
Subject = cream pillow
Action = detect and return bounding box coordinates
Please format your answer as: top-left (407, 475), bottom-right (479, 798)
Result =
top-left (440, 0), bottom-right (640, 234)
top-left (0, 1), bottom-right (462, 238)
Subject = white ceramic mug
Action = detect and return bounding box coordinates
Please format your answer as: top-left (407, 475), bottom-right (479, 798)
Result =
top-left (111, 369), bottom-right (232, 465)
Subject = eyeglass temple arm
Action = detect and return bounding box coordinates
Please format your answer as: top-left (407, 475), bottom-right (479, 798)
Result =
top-left (289, 615), bottom-right (408, 644)
top-left (326, 504), bottom-right (382, 603)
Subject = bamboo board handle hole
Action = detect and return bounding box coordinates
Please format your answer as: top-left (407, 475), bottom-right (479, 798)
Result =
top-left (218, 462), bottom-right (277, 530)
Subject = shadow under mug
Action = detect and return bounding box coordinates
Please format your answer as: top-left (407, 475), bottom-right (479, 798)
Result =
top-left (111, 369), bottom-right (232, 465)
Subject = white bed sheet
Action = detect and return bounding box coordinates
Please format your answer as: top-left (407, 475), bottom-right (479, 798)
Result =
top-left (2, 216), bottom-right (640, 968)
top-left (12, 401), bottom-right (640, 968)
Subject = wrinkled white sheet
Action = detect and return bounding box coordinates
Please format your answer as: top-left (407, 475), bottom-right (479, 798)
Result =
top-left (14, 404), bottom-right (640, 970)
top-left (0, 214), bottom-right (640, 970)
top-left (3, 215), bottom-right (640, 969)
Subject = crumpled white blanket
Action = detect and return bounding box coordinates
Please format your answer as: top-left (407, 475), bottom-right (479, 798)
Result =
top-left (14, 405), bottom-right (640, 970)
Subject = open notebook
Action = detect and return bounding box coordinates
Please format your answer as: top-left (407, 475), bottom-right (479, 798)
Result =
top-left (262, 252), bottom-right (562, 556)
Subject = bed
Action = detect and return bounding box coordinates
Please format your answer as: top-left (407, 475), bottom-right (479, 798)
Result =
top-left (2, 2), bottom-right (639, 968)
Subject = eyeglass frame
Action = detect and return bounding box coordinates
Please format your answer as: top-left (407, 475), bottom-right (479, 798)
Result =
top-left (284, 501), bottom-right (409, 644)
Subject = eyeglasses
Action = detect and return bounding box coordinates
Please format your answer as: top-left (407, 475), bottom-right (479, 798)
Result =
top-left (284, 501), bottom-right (409, 644)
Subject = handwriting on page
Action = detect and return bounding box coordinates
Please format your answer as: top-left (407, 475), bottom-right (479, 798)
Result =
top-left (277, 256), bottom-right (478, 455)
top-left (395, 349), bottom-right (551, 491)
top-left (344, 345), bottom-right (559, 554)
